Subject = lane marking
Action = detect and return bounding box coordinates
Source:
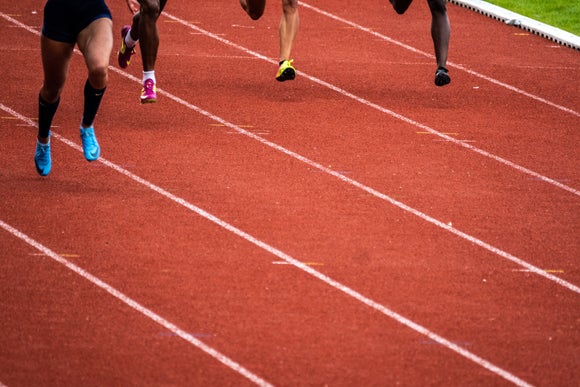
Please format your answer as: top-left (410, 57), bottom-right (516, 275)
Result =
top-left (158, 11), bottom-right (580, 198)
top-left (0, 13), bottom-right (577, 294)
top-left (1, 38), bottom-right (579, 293)
top-left (29, 253), bottom-right (80, 258)
top-left (0, 12), bottom-right (576, 382)
top-left (0, 220), bottom-right (273, 387)
top-left (210, 123), bottom-right (254, 128)
top-left (0, 103), bottom-right (547, 386)
top-left (417, 132), bottom-right (459, 136)
top-left (273, 261), bottom-right (324, 266)
top-left (512, 269), bottom-right (564, 273)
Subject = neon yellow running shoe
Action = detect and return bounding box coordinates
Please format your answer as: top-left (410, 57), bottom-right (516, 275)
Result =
top-left (276, 59), bottom-right (296, 82)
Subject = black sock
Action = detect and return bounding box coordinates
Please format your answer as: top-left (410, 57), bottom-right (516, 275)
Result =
top-left (82, 80), bottom-right (106, 128)
top-left (38, 94), bottom-right (60, 139)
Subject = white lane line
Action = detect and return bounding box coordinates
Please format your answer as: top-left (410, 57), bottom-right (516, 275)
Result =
top-left (300, 1), bottom-right (580, 118)
top-left (3, 38), bottom-right (580, 294)
top-left (160, 11), bottom-right (580, 198)
top-left (2, 11), bottom-right (579, 277)
top-left (0, 15), bottom-right (578, 293)
top-left (0, 220), bottom-right (273, 387)
top-left (0, 126), bottom-right (532, 387)
top-left (1, 9), bottom-right (578, 201)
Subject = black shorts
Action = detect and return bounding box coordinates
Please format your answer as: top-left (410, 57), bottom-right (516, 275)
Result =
top-left (42, 0), bottom-right (112, 44)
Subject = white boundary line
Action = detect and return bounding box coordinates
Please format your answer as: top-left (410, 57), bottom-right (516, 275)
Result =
top-left (0, 220), bottom-right (273, 387)
top-left (298, 2), bottom-right (580, 119)
top-left (159, 12), bottom-right (580, 198)
top-left (2, 11), bottom-right (579, 291)
top-left (1, 11), bottom-right (579, 292)
top-left (0, 11), bottom-right (576, 381)
top-left (448, 0), bottom-right (580, 50)
top-left (0, 112), bottom-right (533, 387)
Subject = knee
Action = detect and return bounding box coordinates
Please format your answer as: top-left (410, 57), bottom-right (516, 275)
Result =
top-left (40, 86), bottom-right (62, 103)
top-left (427, 0), bottom-right (447, 15)
top-left (88, 65), bottom-right (109, 89)
top-left (140, 0), bottom-right (162, 18)
top-left (282, 0), bottom-right (298, 15)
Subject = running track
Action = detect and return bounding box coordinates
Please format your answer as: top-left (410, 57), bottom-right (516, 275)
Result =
top-left (1, 0), bottom-right (578, 385)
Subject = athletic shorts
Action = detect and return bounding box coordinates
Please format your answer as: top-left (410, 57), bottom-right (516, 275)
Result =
top-left (42, 0), bottom-right (112, 43)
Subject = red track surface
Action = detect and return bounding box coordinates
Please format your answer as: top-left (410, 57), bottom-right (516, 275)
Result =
top-left (1, 0), bottom-right (579, 386)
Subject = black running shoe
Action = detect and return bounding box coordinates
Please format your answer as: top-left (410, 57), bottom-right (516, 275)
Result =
top-left (435, 66), bottom-right (451, 87)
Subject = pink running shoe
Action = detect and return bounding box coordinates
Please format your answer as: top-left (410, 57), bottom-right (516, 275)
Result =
top-left (117, 25), bottom-right (135, 69)
top-left (140, 78), bottom-right (157, 104)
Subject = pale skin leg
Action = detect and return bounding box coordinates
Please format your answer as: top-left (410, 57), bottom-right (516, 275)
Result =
top-left (240, 0), bottom-right (299, 62)
top-left (279, 0), bottom-right (299, 62)
top-left (38, 37), bottom-right (73, 144)
top-left (76, 18), bottom-right (113, 127)
top-left (77, 18), bottom-right (113, 93)
top-left (38, 18), bottom-right (112, 144)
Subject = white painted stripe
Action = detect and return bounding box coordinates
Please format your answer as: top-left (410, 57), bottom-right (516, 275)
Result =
top-left (0, 9), bottom-right (575, 380)
top-left (2, 7), bottom-right (579, 202)
top-left (1, 14), bottom-right (578, 293)
top-left (448, 0), bottom-right (580, 50)
top-left (0, 102), bottom-right (554, 385)
top-left (4, 57), bottom-right (580, 293)
top-left (0, 179), bottom-right (532, 386)
top-left (0, 220), bottom-right (273, 387)
top-left (298, 2), bottom-right (580, 118)
top-left (159, 12), bottom-right (580, 197)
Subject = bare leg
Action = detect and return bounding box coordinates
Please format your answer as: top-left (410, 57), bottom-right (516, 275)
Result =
top-left (77, 18), bottom-right (113, 91)
top-left (77, 17), bottom-right (113, 129)
top-left (428, 0), bottom-right (450, 69)
top-left (38, 36), bottom-right (74, 143)
top-left (136, 0), bottom-right (167, 72)
top-left (279, 0), bottom-right (299, 62)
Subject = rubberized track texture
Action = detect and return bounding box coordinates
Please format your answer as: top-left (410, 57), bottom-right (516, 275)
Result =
top-left (0, 0), bottom-right (578, 386)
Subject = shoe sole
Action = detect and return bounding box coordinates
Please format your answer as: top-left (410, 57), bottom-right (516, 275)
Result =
top-left (35, 161), bottom-right (50, 176)
top-left (140, 97), bottom-right (157, 104)
top-left (276, 68), bottom-right (296, 82)
top-left (435, 72), bottom-right (451, 87)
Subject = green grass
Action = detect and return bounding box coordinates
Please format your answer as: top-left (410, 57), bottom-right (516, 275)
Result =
top-left (484, 0), bottom-right (580, 36)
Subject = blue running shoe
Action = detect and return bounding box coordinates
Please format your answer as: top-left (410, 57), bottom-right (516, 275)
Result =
top-left (34, 140), bottom-right (51, 176)
top-left (80, 126), bottom-right (100, 161)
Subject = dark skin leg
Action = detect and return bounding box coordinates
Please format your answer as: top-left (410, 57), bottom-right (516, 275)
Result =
top-left (389, 0), bottom-right (450, 68)
top-left (427, 0), bottom-right (450, 68)
top-left (128, 0), bottom-right (168, 72)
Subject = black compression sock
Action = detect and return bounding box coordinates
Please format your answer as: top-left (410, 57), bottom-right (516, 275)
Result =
top-left (38, 94), bottom-right (60, 138)
top-left (82, 80), bottom-right (106, 128)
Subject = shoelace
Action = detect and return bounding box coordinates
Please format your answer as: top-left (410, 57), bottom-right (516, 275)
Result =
top-left (81, 130), bottom-right (97, 148)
